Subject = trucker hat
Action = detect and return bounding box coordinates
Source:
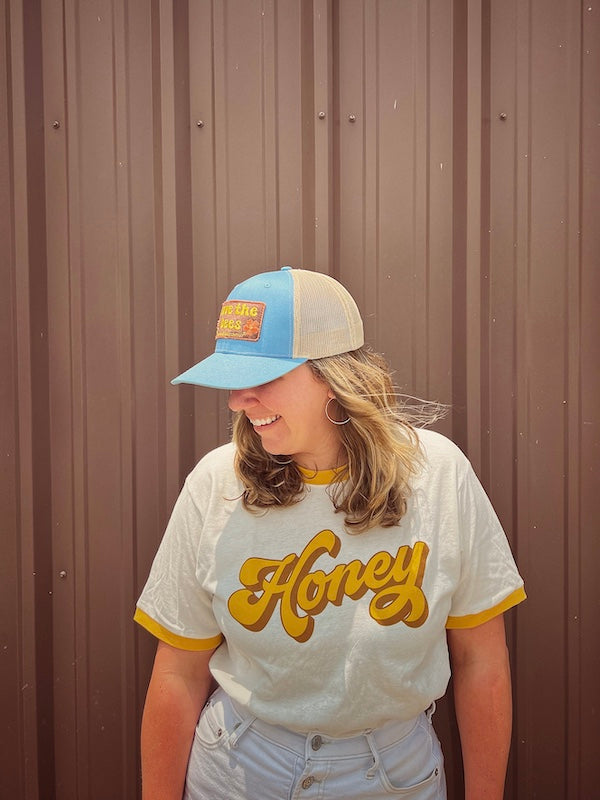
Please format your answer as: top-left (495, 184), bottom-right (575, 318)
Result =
top-left (171, 266), bottom-right (364, 390)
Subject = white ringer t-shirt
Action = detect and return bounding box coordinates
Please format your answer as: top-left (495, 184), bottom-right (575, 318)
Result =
top-left (135, 428), bottom-right (525, 736)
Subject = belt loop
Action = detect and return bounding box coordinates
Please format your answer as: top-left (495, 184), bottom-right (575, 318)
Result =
top-left (228, 715), bottom-right (256, 748)
top-left (364, 731), bottom-right (380, 779)
top-left (426, 701), bottom-right (436, 722)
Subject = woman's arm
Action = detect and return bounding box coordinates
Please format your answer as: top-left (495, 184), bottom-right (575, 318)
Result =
top-left (447, 614), bottom-right (512, 800)
top-left (141, 640), bottom-right (217, 800)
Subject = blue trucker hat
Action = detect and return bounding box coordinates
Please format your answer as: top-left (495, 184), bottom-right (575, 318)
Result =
top-left (171, 266), bottom-right (364, 390)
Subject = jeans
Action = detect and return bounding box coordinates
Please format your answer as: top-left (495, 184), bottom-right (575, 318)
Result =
top-left (184, 687), bottom-right (446, 799)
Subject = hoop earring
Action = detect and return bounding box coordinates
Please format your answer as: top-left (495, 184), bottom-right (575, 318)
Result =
top-left (325, 397), bottom-right (350, 425)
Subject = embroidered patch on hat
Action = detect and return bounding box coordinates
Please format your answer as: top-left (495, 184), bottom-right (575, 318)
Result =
top-left (215, 300), bottom-right (266, 341)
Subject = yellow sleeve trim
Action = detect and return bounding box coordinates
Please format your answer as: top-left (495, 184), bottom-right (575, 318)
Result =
top-left (446, 586), bottom-right (527, 629)
top-left (134, 607), bottom-right (223, 651)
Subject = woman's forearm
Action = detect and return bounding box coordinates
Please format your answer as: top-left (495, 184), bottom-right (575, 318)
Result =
top-left (141, 643), bottom-right (216, 800)
top-left (448, 615), bottom-right (513, 800)
top-left (453, 650), bottom-right (512, 799)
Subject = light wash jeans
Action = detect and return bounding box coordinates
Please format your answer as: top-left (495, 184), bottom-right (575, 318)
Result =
top-left (184, 686), bottom-right (447, 800)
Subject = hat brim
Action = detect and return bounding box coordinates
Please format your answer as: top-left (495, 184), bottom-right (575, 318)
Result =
top-left (171, 352), bottom-right (308, 390)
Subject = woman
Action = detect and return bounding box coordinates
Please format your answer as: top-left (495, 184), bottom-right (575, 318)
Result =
top-left (135, 266), bottom-right (525, 800)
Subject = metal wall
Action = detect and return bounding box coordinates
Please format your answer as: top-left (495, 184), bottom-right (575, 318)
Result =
top-left (2, 1), bottom-right (598, 798)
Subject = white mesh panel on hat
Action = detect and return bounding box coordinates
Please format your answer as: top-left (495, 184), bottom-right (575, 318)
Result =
top-left (291, 269), bottom-right (364, 359)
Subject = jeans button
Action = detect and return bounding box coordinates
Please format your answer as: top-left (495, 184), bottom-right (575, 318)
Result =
top-left (302, 776), bottom-right (315, 789)
top-left (311, 734), bottom-right (322, 751)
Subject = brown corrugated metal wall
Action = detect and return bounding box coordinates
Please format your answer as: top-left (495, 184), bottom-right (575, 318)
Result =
top-left (2, 1), bottom-right (598, 797)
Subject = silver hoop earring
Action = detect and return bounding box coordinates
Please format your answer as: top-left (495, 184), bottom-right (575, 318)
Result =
top-left (325, 397), bottom-right (350, 425)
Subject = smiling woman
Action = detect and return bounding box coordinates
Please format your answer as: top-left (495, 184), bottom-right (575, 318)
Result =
top-left (228, 365), bottom-right (339, 469)
top-left (134, 267), bottom-right (526, 800)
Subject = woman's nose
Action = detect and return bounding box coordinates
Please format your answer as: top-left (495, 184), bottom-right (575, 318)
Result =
top-left (228, 387), bottom-right (259, 411)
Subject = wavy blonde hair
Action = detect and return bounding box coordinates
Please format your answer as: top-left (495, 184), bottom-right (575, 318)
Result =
top-left (232, 346), bottom-right (446, 533)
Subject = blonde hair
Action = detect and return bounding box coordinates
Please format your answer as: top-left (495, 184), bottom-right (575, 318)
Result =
top-left (232, 347), bottom-right (446, 533)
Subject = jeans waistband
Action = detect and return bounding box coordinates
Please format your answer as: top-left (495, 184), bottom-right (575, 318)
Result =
top-left (226, 691), bottom-right (430, 758)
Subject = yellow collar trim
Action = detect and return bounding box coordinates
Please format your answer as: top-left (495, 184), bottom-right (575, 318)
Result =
top-left (297, 464), bottom-right (348, 485)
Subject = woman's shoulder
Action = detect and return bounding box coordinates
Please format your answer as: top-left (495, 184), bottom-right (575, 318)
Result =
top-left (413, 427), bottom-right (471, 473)
top-left (184, 441), bottom-right (238, 492)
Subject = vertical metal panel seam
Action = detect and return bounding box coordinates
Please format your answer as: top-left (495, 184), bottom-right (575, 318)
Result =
top-left (451, 0), bottom-right (468, 459)
top-left (28, 0), bottom-right (56, 788)
top-left (212, 0), bottom-right (231, 296)
top-left (424, 0), bottom-right (431, 395)
top-left (410, 1), bottom-right (424, 396)
top-left (361, 0), bottom-right (378, 335)
top-left (300, 0), bottom-right (315, 267)
top-left (188, 0), bottom-right (222, 455)
top-left (7, 1), bottom-right (41, 794)
top-left (564, 1), bottom-right (584, 795)
top-left (464, 0), bottom-right (483, 472)
top-left (149, 0), bottom-right (167, 528)
top-left (112, 0), bottom-right (137, 796)
top-left (513, 0), bottom-right (533, 793)
top-left (507, 0), bottom-right (520, 589)
top-left (211, 0), bottom-right (233, 440)
top-left (208, 0), bottom-right (218, 283)
top-left (42, 0), bottom-right (79, 794)
top-left (313, 0), bottom-right (332, 272)
top-left (479, 0), bottom-right (491, 486)
top-left (373, 0), bottom-right (379, 325)
top-left (209, 0), bottom-right (218, 274)
top-left (223, 0), bottom-right (231, 280)
top-left (273, 0), bottom-right (281, 266)
top-left (1, 1), bottom-right (29, 794)
top-left (361, 0), bottom-right (366, 290)
top-left (260, 0), bottom-right (280, 267)
top-left (578, 4), bottom-right (600, 793)
top-left (173, 0), bottom-right (194, 478)
top-left (156, 0), bottom-right (182, 504)
top-left (22, 0), bottom-right (58, 793)
top-left (411, 1), bottom-right (430, 394)
top-left (65, 3), bottom-right (95, 795)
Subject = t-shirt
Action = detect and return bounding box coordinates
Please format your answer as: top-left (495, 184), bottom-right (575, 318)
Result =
top-left (135, 428), bottom-right (525, 736)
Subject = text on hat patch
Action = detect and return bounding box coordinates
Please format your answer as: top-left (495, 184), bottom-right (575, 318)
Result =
top-left (215, 300), bottom-right (266, 341)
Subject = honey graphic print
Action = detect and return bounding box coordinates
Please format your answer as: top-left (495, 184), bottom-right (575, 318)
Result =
top-left (228, 529), bottom-right (430, 643)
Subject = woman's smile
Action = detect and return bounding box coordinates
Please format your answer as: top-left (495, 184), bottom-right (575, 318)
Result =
top-left (228, 364), bottom-right (343, 470)
top-left (248, 414), bottom-right (281, 428)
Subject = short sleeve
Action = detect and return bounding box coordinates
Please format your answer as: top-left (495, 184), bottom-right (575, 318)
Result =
top-left (134, 482), bottom-right (224, 650)
top-left (446, 462), bottom-right (526, 628)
